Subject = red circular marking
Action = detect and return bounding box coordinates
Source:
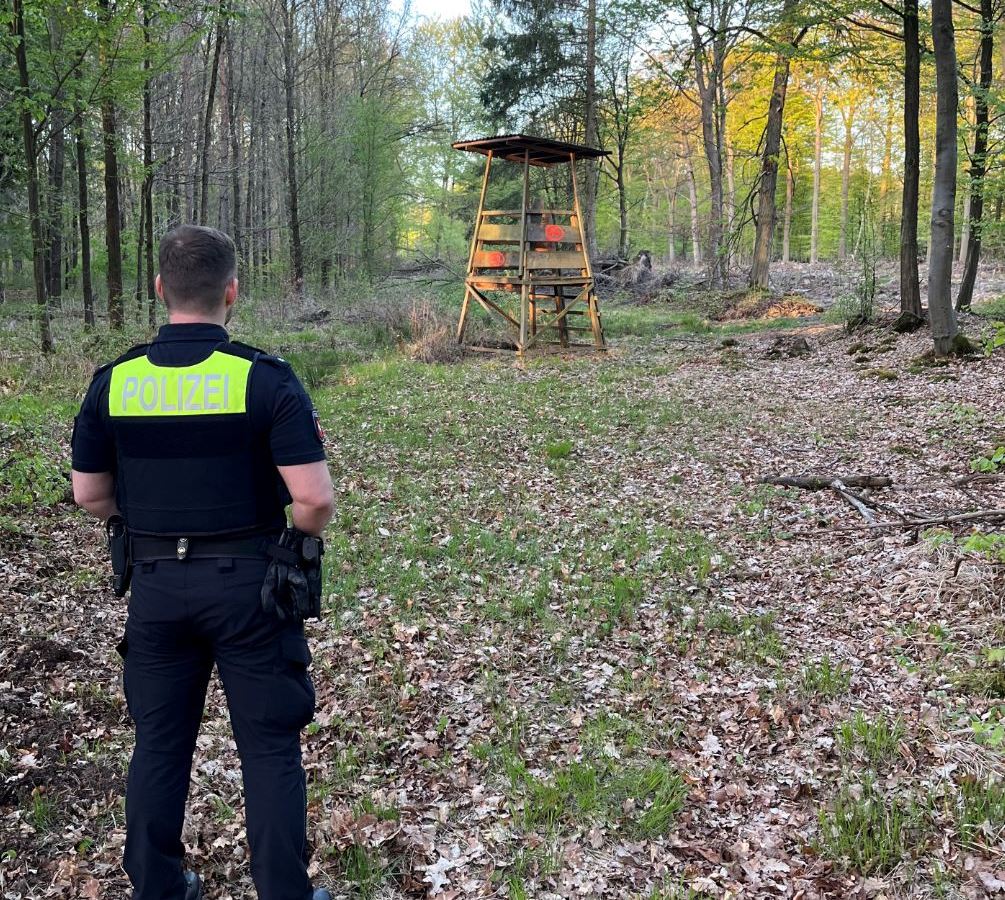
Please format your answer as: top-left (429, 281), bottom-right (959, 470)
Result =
top-left (545, 224), bottom-right (565, 242)
top-left (487, 251), bottom-right (506, 267)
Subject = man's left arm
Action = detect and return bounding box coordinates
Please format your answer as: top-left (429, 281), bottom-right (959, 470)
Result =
top-left (71, 470), bottom-right (119, 521)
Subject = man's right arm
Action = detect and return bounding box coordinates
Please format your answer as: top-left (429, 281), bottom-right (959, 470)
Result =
top-left (71, 371), bottom-right (117, 521)
top-left (277, 461), bottom-right (334, 536)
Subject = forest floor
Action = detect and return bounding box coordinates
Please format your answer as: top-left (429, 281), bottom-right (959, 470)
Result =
top-left (3, 283), bottom-right (1005, 900)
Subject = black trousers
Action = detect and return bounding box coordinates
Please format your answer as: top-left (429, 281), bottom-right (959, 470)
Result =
top-left (120, 556), bottom-right (316, 900)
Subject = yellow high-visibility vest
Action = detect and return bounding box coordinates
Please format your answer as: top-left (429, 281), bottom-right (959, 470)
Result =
top-left (108, 351), bottom-right (252, 417)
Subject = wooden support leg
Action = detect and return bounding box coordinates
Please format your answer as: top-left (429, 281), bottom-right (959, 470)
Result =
top-left (457, 285), bottom-right (473, 344)
top-left (518, 282), bottom-right (529, 354)
top-left (556, 287), bottom-right (569, 347)
top-left (587, 289), bottom-right (606, 349)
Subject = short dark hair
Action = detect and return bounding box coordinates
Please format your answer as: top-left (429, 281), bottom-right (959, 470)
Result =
top-left (158, 225), bottom-right (236, 313)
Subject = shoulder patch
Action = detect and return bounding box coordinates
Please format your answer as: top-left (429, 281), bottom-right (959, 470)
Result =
top-left (226, 340), bottom-right (290, 368)
top-left (257, 354), bottom-right (291, 369)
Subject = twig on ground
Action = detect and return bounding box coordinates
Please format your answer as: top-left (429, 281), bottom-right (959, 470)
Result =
top-left (761, 474), bottom-right (893, 490)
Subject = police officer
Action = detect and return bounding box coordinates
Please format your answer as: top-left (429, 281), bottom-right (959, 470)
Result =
top-left (71, 225), bottom-right (334, 900)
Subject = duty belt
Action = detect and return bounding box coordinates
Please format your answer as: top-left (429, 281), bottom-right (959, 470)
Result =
top-left (130, 534), bottom-right (274, 562)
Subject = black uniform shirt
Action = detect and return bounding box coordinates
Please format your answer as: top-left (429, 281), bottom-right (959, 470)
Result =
top-left (72, 323), bottom-right (326, 476)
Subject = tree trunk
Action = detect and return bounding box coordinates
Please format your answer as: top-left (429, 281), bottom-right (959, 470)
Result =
top-left (879, 94), bottom-right (894, 222)
top-left (928, 0), bottom-right (960, 354)
top-left (47, 114), bottom-right (65, 307)
top-left (44, 9), bottom-right (65, 307)
top-left (686, 6), bottom-right (725, 286)
top-left (749, 19), bottom-right (793, 289)
top-left (666, 159), bottom-right (679, 266)
top-left (134, 196), bottom-right (145, 317)
top-left (280, 0), bottom-right (304, 291)
top-left (226, 26), bottom-right (243, 263)
top-left (959, 193), bottom-right (971, 264)
top-left (683, 145), bottom-right (702, 264)
top-left (141, 4), bottom-right (156, 325)
top-left (617, 161), bottom-right (629, 260)
top-left (783, 153), bottom-right (794, 263)
top-left (900, 0), bottom-right (922, 318)
top-left (74, 79), bottom-right (95, 329)
top-left (99, 0), bottom-right (123, 329)
top-left (957, 0), bottom-right (993, 311)
top-left (199, 8), bottom-right (226, 226)
top-left (582, 0), bottom-right (599, 259)
top-left (839, 107), bottom-right (854, 260)
top-left (811, 85), bottom-right (823, 264)
top-left (12, 0), bottom-right (52, 351)
top-left (725, 138), bottom-right (735, 267)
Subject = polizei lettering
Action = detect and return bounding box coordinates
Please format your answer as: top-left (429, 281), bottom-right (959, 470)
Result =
top-left (120, 373), bottom-right (231, 413)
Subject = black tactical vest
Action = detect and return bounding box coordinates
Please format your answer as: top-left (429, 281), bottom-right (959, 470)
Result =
top-left (103, 341), bottom-right (289, 537)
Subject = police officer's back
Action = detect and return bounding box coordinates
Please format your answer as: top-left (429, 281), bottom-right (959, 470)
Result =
top-left (71, 225), bottom-right (334, 900)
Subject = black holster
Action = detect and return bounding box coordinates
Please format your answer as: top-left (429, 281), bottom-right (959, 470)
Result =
top-left (106, 515), bottom-right (133, 597)
top-left (261, 528), bottom-right (324, 622)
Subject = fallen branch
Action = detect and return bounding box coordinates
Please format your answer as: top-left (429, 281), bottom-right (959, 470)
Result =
top-left (897, 509), bottom-right (1005, 527)
top-left (830, 479), bottom-right (877, 524)
top-left (953, 473), bottom-right (1005, 488)
top-left (761, 474), bottom-right (893, 490)
top-left (812, 509), bottom-right (1005, 532)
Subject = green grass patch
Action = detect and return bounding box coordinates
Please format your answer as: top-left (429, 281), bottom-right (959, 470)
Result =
top-left (817, 776), bottom-right (928, 875)
top-left (328, 844), bottom-right (392, 899)
top-left (800, 656), bottom-right (852, 698)
top-left (544, 439), bottom-right (574, 460)
top-left (25, 792), bottom-right (56, 833)
top-left (955, 778), bottom-right (1005, 847)
top-left (705, 608), bottom-right (783, 665)
top-left (521, 760), bottom-right (686, 838)
top-left (835, 712), bottom-right (906, 767)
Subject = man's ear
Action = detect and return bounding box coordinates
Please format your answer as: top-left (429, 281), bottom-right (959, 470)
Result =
top-left (224, 277), bottom-right (238, 308)
top-left (155, 274), bottom-right (164, 301)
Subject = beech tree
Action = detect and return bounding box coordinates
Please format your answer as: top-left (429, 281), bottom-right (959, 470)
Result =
top-left (749, 0), bottom-right (811, 288)
top-left (928, 0), bottom-right (960, 354)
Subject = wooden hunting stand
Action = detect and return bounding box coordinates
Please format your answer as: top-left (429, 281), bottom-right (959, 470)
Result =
top-left (453, 134), bottom-right (609, 354)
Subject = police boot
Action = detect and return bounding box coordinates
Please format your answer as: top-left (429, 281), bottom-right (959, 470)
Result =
top-left (312, 890), bottom-right (332, 900)
top-left (184, 871), bottom-right (203, 900)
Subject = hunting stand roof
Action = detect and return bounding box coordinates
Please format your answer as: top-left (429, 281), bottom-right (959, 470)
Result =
top-left (452, 134), bottom-right (609, 167)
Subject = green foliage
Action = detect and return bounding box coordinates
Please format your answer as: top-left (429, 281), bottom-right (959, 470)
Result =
top-left (970, 706), bottom-right (1005, 747)
top-left (0, 397), bottom-right (71, 512)
top-left (970, 446), bottom-right (1005, 473)
top-left (957, 643), bottom-right (1005, 700)
top-left (588, 575), bottom-right (643, 636)
top-left (706, 609), bottom-right (783, 665)
top-left (981, 321), bottom-right (1005, 356)
top-left (646, 884), bottom-right (715, 900)
top-left (960, 532), bottom-right (1005, 562)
